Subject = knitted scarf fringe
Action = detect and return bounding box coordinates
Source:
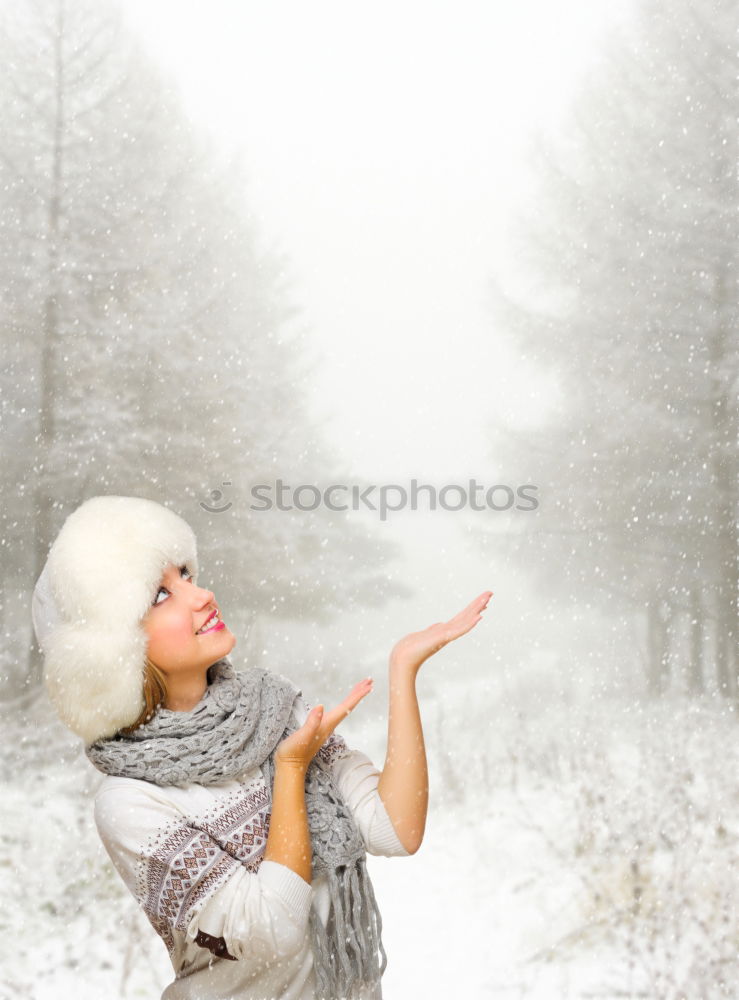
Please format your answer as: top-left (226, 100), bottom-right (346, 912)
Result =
top-left (308, 857), bottom-right (387, 1000)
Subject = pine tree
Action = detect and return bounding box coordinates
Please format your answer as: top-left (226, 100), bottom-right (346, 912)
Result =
top-left (0, 0), bottom-right (410, 698)
top-left (480, 0), bottom-right (738, 697)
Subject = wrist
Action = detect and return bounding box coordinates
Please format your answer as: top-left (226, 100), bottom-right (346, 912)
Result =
top-left (389, 655), bottom-right (420, 678)
top-left (274, 758), bottom-right (308, 778)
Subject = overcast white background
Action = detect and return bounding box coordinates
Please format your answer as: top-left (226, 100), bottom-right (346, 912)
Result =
top-left (114, 2), bottom-right (640, 701)
top-left (122, 0), bottom-right (634, 470)
top-left (11, 4), bottom-right (730, 999)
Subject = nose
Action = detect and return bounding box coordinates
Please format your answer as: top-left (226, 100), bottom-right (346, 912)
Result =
top-left (194, 584), bottom-right (216, 608)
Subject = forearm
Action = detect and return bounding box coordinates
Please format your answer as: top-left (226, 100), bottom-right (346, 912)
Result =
top-left (377, 662), bottom-right (428, 854)
top-left (263, 762), bottom-right (312, 883)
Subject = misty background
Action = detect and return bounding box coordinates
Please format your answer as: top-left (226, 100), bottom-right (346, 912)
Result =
top-left (1, 0), bottom-right (737, 997)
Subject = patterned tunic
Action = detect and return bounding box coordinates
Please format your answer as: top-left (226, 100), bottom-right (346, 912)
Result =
top-left (93, 695), bottom-right (409, 999)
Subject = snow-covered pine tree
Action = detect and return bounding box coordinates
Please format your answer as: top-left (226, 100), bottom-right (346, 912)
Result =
top-left (478, 0), bottom-right (738, 699)
top-left (0, 0), bottom-right (410, 698)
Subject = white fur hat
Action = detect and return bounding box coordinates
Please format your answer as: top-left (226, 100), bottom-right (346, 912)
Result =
top-left (31, 495), bottom-right (199, 746)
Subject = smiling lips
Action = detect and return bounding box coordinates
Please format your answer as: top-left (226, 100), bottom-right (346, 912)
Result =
top-left (196, 609), bottom-right (225, 635)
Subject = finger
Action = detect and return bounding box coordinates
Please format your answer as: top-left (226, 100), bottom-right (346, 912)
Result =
top-left (308, 684), bottom-right (369, 745)
top-left (460, 591), bottom-right (493, 616)
top-left (345, 677), bottom-right (374, 709)
top-left (440, 603), bottom-right (493, 642)
top-left (336, 678), bottom-right (374, 717)
top-left (323, 678), bottom-right (373, 731)
top-left (301, 704), bottom-right (324, 732)
top-left (292, 706), bottom-right (326, 752)
top-left (448, 591), bottom-right (493, 626)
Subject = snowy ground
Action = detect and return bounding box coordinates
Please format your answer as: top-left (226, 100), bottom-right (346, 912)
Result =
top-left (2, 675), bottom-right (738, 999)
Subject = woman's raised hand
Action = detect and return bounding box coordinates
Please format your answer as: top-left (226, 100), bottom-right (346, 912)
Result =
top-left (389, 590), bottom-right (493, 676)
top-left (274, 678), bottom-right (374, 772)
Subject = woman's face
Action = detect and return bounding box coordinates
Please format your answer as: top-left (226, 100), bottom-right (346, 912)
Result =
top-left (142, 563), bottom-right (236, 676)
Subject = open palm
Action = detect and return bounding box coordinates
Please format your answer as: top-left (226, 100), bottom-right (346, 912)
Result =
top-left (389, 590), bottom-right (493, 673)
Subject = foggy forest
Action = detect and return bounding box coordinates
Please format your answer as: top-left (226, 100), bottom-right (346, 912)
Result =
top-left (1, 0), bottom-right (737, 998)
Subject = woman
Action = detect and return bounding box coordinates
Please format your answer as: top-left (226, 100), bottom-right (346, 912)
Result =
top-left (31, 494), bottom-right (492, 1000)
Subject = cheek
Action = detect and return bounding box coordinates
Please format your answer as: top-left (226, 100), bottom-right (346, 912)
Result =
top-left (146, 612), bottom-right (195, 658)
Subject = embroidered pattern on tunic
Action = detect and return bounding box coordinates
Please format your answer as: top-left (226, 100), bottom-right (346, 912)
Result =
top-left (316, 731), bottom-right (351, 769)
top-left (134, 734), bottom-right (351, 958)
top-left (189, 782), bottom-right (271, 873)
top-left (137, 822), bottom-right (240, 955)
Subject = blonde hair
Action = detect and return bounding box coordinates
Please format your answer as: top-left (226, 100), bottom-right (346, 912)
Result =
top-left (119, 656), bottom-right (169, 735)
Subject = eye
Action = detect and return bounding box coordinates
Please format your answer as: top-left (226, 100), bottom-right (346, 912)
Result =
top-left (152, 565), bottom-right (193, 606)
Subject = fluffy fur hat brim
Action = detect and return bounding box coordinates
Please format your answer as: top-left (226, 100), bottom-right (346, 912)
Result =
top-left (44, 623), bottom-right (149, 745)
top-left (36, 495), bottom-right (199, 746)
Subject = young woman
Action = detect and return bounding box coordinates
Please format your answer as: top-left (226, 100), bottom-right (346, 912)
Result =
top-left (31, 494), bottom-right (492, 1000)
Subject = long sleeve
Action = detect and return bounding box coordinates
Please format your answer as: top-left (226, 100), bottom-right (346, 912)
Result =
top-left (293, 693), bottom-right (410, 858)
top-left (93, 781), bottom-right (313, 968)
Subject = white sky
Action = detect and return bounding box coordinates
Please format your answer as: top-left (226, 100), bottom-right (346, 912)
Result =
top-left (121, 0), bottom-right (635, 474)
top-left (119, 0), bottom-right (639, 692)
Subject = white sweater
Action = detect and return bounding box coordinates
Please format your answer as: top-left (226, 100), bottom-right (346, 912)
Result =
top-left (93, 697), bottom-right (409, 1000)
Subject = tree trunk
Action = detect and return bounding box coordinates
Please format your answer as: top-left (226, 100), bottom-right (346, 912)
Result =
top-left (687, 585), bottom-right (704, 696)
top-left (709, 261), bottom-right (738, 701)
top-left (27, 0), bottom-right (66, 691)
top-left (646, 596), bottom-right (669, 696)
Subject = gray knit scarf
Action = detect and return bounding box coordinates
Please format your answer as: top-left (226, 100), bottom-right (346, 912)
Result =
top-left (85, 657), bottom-right (386, 1000)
